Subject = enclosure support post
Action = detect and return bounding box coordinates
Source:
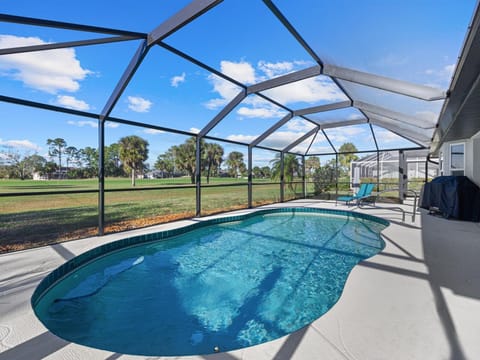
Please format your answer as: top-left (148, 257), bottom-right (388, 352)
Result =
top-left (398, 150), bottom-right (408, 203)
top-left (376, 150), bottom-right (380, 193)
top-left (280, 152), bottom-right (285, 202)
top-left (248, 146), bottom-right (253, 208)
top-left (425, 155), bottom-right (429, 183)
top-left (98, 117), bottom-right (105, 236)
top-left (335, 153), bottom-right (339, 198)
top-left (302, 155), bottom-right (306, 198)
top-left (195, 136), bottom-right (201, 216)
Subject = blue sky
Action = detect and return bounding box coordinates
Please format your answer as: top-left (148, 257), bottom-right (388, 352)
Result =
top-left (0, 0), bottom-right (477, 167)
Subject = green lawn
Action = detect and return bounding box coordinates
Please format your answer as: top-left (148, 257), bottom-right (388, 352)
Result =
top-left (0, 177), bottom-right (293, 253)
top-left (0, 177), bottom-right (414, 253)
top-left (0, 176), bottom-right (262, 194)
top-left (0, 176), bottom-right (410, 253)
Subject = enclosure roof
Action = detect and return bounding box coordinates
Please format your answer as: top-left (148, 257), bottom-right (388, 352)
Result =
top-left (1, 0), bottom-right (478, 157)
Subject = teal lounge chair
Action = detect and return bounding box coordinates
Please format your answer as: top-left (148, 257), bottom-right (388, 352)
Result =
top-left (337, 183), bottom-right (375, 205)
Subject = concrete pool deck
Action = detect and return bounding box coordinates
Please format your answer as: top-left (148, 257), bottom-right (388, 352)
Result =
top-left (1, 199), bottom-right (479, 360)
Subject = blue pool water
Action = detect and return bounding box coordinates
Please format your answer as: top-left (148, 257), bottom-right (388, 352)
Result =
top-left (32, 208), bottom-right (387, 356)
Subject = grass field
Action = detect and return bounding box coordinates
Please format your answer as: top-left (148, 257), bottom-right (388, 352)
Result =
top-left (0, 177), bottom-right (408, 253)
top-left (0, 176), bottom-right (263, 194)
top-left (0, 177), bottom-right (305, 253)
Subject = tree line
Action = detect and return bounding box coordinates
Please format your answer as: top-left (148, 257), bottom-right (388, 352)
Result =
top-left (1, 138), bottom-right (125, 180)
top-left (0, 136), bottom-right (254, 186)
top-left (1, 134), bottom-right (358, 190)
top-left (154, 137), bottom-right (250, 184)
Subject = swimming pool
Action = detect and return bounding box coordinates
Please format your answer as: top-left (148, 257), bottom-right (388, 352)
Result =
top-left (32, 208), bottom-right (388, 356)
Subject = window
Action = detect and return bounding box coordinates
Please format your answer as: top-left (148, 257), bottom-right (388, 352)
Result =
top-left (450, 143), bottom-right (465, 176)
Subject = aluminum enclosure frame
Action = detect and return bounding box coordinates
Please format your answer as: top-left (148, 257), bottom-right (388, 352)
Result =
top-left (1, 0), bottom-right (464, 235)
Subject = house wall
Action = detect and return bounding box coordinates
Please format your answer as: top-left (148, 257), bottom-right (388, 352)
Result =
top-left (441, 131), bottom-right (480, 187)
top-left (472, 134), bottom-right (480, 186)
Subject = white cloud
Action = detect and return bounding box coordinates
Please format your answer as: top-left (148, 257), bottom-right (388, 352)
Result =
top-left (67, 120), bottom-right (97, 128)
top-left (227, 131), bottom-right (333, 153)
top-left (347, 113), bottom-right (365, 121)
top-left (286, 119), bottom-right (315, 132)
top-left (127, 96), bottom-right (152, 113)
top-left (190, 127), bottom-right (201, 134)
top-left (288, 143), bottom-right (309, 154)
top-left (204, 75), bottom-right (243, 110)
top-left (0, 34), bottom-right (91, 94)
top-left (221, 60), bottom-right (256, 84)
top-left (226, 134), bottom-right (257, 143)
top-left (56, 95), bottom-right (90, 111)
top-left (106, 122), bottom-right (119, 128)
top-left (234, 96), bottom-right (287, 120)
top-left (257, 60), bottom-right (295, 79)
top-left (171, 72), bottom-right (186, 87)
top-left (67, 120), bottom-right (119, 129)
top-left (324, 127), bottom-right (367, 143)
top-left (285, 131), bottom-right (336, 154)
top-left (257, 60), bottom-right (313, 80)
top-left (307, 145), bottom-right (334, 154)
top-left (204, 96), bottom-right (230, 110)
top-left (424, 63), bottom-right (456, 86)
top-left (204, 60), bottom-right (260, 110)
top-left (246, 131), bottom-right (309, 150)
top-left (260, 131), bottom-right (309, 149)
top-left (263, 76), bottom-right (346, 105)
top-left (0, 138), bottom-right (41, 151)
top-left (374, 129), bottom-right (402, 143)
top-left (444, 64), bottom-right (455, 76)
top-left (143, 129), bottom-right (165, 135)
top-left (220, 60), bottom-right (312, 84)
top-left (237, 106), bottom-right (285, 119)
top-left (205, 59), bottom-right (345, 115)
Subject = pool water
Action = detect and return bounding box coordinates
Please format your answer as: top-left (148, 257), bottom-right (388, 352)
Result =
top-left (33, 210), bottom-right (387, 356)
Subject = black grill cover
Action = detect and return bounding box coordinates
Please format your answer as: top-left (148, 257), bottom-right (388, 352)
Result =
top-left (421, 176), bottom-right (480, 221)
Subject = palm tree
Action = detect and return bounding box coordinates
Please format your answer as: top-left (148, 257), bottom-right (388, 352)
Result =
top-left (81, 146), bottom-right (98, 177)
top-left (204, 143), bottom-right (224, 183)
top-left (65, 146), bottom-right (79, 169)
top-left (118, 135), bottom-right (149, 186)
top-left (252, 166), bottom-right (262, 178)
top-left (47, 138), bottom-right (67, 169)
top-left (305, 156), bottom-right (320, 179)
top-left (338, 142), bottom-right (359, 176)
top-left (270, 153), bottom-right (301, 192)
top-left (155, 150), bottom-right (175, 177)
top-left (261, 166), bottom-right (271, 178)
top-left (105, 143), bottom-right (123, 177)
top-left (171, 137), bottom-right (206, 184)
top-left (226, 151), bottom-right (246, 178)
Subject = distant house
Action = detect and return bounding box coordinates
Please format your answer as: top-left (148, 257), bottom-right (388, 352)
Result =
top-left (146, 170), bottom-right (184, 179)
top-left (33, 172), bottom-right (48, 180)
top-left (350, 150), bottom-right (439, 185)
top-left (33, 169), bottom-right (67, 180)
top-left (145, 170), bottom-right (164, 179)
